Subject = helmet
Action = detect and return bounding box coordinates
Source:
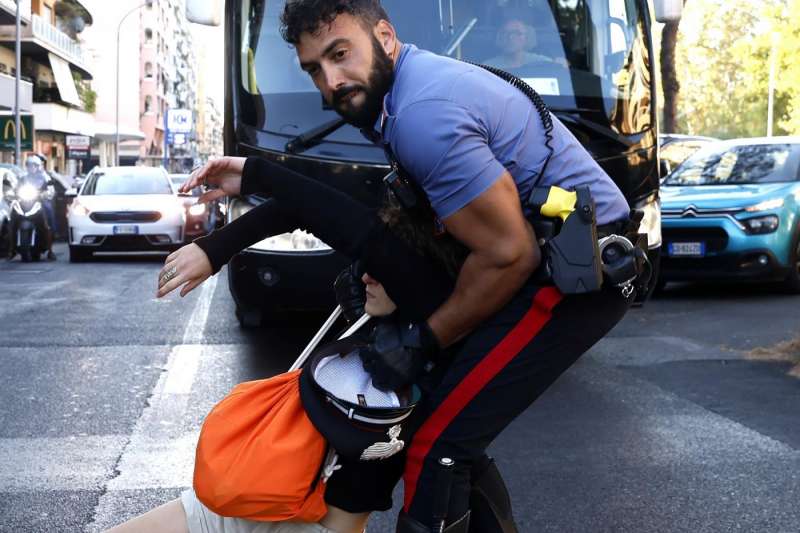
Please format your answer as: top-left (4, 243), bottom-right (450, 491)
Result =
top-left (299, 338), bottom-right (420, 461)
top-left (24, 155), bottom-right (42, 172)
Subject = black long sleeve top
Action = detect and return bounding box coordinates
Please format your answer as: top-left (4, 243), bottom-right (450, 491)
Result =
top-left (193, 157), bottom-right (453, 323)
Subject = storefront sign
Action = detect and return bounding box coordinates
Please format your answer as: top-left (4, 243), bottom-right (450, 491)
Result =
top-left (0, 114), bottom-right (34, 150)
top-left (167, 109), bottom-right (193, 133)
top-left (66, 134), bottom-right (91, 159)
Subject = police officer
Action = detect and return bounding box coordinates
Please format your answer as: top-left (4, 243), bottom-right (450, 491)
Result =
top-left (281, 2), bottom-right (633, 531)
top-left (163, 2), bottom-right (635, 532)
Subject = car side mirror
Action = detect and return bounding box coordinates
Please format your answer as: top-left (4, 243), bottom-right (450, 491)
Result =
top-left (65, 188), bottom-right (78, 198)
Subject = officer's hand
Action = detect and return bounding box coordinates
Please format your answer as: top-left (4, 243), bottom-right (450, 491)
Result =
top-left (358, 320), bottom-right (440, 391)
top-left (334, 262), bottom-right (366, 325)
top-left (156, 243), bottom-right (213, 298)
top-left (181, 157), bottom-right (246, 205)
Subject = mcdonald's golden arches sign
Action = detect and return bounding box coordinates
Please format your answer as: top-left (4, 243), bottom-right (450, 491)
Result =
top-left (0, 114), bottom-right (34, 150)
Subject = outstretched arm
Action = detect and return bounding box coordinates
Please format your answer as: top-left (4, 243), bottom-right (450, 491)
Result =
top-left (158, 157), bottom-right (455, 317)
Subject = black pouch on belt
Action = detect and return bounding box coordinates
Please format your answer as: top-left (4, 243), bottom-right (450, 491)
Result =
top-left (528, 185), bottom-right (603, 294)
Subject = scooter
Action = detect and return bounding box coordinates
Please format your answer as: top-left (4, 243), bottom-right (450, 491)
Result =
top-left (8, 183), bottom-right (49, 262)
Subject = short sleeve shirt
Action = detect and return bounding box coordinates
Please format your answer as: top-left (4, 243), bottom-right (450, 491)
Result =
top-left (373, 45), bottom-right (630, 225)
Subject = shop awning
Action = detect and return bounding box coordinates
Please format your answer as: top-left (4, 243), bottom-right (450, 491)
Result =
top-left (48, 52), bottom-right (81, 107)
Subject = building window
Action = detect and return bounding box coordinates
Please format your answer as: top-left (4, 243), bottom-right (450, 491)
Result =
top-left (145, 28), bottom-right (153, 43)
top-left (145, 62), bottom-right (153, 78)
top-left (145, 95), bottom-right (153, 113)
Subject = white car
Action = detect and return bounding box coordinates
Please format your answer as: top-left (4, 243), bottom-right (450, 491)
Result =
top-left (67, 166), bottom-right (185, 262)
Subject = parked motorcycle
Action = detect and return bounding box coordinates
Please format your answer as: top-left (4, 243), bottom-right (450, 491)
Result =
top-left (7, 183), bottom-right (49, 262)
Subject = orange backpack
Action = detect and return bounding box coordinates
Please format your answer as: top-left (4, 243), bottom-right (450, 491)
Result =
top-left (193, 370), bottom-right (329, 522)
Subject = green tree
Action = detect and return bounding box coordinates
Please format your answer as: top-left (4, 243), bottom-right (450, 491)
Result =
top-left (660, 1), bottom-right (685, 133)
top-left (674, 0), bottom-right (796, 138)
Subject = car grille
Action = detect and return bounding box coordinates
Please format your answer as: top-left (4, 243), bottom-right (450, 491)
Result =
top-left (662, 227), bottom-right (729, 252)
top-left (90, 211), bottom-right (162, 223)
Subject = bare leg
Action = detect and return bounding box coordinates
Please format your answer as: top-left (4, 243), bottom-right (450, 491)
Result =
top-left (319, 507), bottom-right (370, 533)
top-left (104, 498), bottom-right (189, 533)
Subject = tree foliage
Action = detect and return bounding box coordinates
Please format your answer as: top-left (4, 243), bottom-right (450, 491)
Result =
top-left (674, 0), bottom-right (797, 139)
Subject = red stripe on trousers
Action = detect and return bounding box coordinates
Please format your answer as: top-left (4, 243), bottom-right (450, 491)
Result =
top-left (403, 286), bottom-right (563, 510)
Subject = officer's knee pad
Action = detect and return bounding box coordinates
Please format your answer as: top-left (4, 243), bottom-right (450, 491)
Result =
top-left (396, 510), bottom-right (471, 533)
top-left (469, 456), bottom-right (518, 533)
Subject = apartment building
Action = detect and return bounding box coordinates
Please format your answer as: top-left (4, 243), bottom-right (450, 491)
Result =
top-left (2, 0), bottom-right (205, 173)
top-left (139, 0), bottom-right (198, 171)
top-left (0, 0), bottom-right (94, 175)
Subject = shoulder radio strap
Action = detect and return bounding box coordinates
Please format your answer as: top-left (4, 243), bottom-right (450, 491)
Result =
top-left (383, 63), bottom-right (555, 211)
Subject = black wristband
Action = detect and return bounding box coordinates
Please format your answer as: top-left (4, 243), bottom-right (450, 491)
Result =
top-left (418, 321), bottom-right (441, 358)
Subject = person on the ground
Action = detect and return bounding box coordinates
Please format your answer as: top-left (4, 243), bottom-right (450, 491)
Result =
top-left (163, 1), bottom-right (636, 531)
top-left (109, 272), bottom-right (398, 533)
top-left (115, 168), bottom-right (475, 533)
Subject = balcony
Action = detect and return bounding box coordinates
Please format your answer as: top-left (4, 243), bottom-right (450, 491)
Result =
top-left (0, 0), bottom-right (30, 25)
top-left (0, 13), bottom-right (92, 78)
top-left (31, 102), bottom-right (94, 135)
top-left (0, 71), bottom-right (33, 112)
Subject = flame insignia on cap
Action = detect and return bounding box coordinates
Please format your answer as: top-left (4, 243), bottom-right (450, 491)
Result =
top-left (359, 425), bottom-right (404, 461)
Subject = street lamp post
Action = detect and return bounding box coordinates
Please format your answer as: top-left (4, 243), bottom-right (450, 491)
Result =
top-left (14, 0), bottom-right (21, 165)
top-left (115, 0), bottom-right (152, 166)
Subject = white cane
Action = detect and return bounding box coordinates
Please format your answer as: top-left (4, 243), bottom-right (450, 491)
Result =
top-left (289, 306), bottom-right (372, 371)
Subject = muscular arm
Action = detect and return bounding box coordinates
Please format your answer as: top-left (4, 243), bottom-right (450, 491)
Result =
top-left (427, 171), bottom-right (540, 348)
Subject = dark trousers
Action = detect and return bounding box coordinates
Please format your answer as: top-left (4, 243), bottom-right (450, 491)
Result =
top-left (401, 282), bottom-right (631, 526)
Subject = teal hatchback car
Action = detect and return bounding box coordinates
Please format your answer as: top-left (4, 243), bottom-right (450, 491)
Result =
top-left (660, 137), bottom-right (800, 292)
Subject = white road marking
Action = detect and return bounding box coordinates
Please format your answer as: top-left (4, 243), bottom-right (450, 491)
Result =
top-left (0, 436), bottom-right (127, 491)
top-left (86, 276), bottom-right (218, 532)
top-left (162, 344), bottom-right (203, 395)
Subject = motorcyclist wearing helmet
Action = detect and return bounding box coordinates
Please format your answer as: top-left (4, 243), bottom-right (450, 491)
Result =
top-left (7, 155), bottom-right (57, 261)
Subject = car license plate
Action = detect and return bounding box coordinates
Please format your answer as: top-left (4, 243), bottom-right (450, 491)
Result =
top-left (668, 242), bottom-right (705, 257)
top-left (113, 225), bottom-right (139, 235)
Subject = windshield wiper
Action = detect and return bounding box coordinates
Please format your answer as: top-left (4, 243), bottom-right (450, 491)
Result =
top-left (285, 117), bottom-right (347, 154)
top-left (551, 109), bottom-right (644, 148)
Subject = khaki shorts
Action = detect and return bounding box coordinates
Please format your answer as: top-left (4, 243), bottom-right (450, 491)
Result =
top-left (180, 489), bottom-right (337, 533)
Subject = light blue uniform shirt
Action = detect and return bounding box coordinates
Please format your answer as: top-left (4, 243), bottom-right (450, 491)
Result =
top-left (374, 45), bottom-right (630, 225)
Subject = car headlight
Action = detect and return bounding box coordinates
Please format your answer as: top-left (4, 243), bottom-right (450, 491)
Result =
top-left (635, 194), bottom-right (661, 249)
top-left (228, 197), bottom-right (254, 222)
top-left (229, 197), bottom-right (331, 252)
top-left (745, 198), bottom-right (784, 212)
top-left (160, 203), bottom-right (185, 218)
top-left (71, 200), bottom-right (90, 217)
top-left (249, 229), bottom-right (332, 252)
top-left (742, 215), bottom-right (779, 235)
top-left (188, 203), bottom-right (206, 216)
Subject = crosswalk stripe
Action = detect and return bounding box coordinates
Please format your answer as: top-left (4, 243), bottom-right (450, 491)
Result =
top-left (86, 276), bottom-right (218, 531)
top-left (0, 435), bottom-right (126, 491)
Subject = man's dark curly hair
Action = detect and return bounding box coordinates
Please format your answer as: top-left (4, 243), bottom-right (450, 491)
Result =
top-left (280, 0), bottom-right (390, 45)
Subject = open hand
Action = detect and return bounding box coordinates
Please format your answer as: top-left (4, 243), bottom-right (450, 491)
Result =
top-left (156, 243), bottom-right (213, 298)
top-left (181, 157), bottom-right (246, 205)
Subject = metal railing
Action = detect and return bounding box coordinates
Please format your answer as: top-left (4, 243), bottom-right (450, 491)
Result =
top-left (31, 14), bottom-right (88, 67)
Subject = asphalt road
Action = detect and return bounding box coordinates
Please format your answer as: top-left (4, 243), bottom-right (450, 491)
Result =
top-left (1, 242), bottom-right (798, 532)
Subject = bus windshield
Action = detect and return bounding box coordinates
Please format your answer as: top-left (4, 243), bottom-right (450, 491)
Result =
top-left (238, 0), bottom-right (651, 142)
